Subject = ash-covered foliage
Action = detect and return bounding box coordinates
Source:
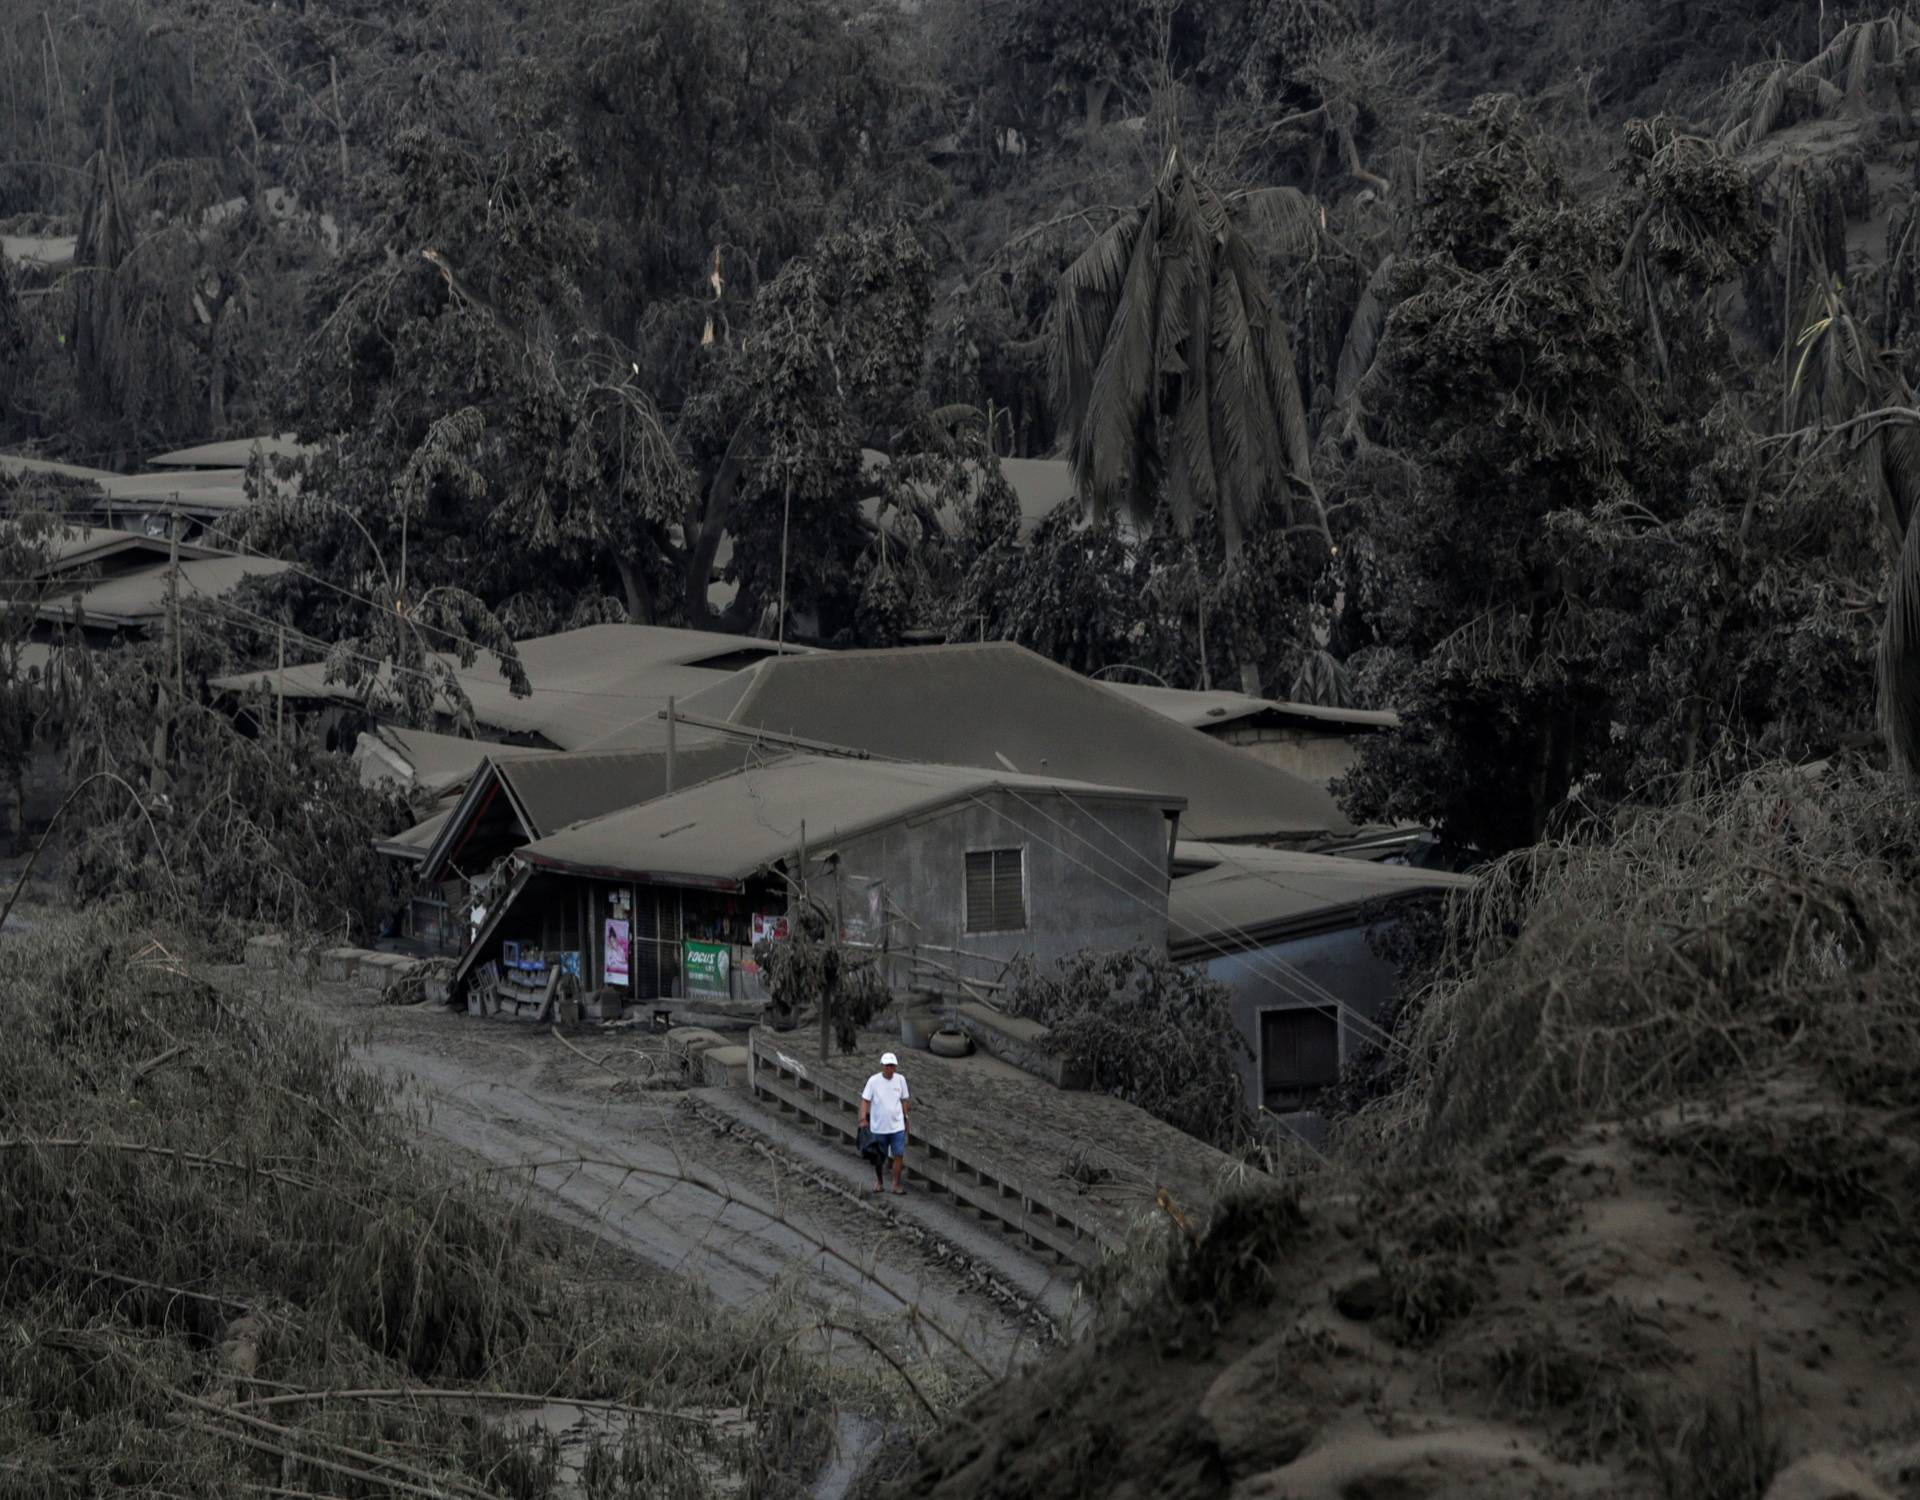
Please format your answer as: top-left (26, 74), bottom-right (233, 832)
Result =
top-left (56, 619), bottom-right (409, 950)
top-left (1351, 762), bottom-right (1920, 1162)
top-left (1005, 946), bottom-right (1252, 1150)
top-left (0, 914), bottom-right (835, 1498)
top-left (754, 895), bottom-right (890, 1052)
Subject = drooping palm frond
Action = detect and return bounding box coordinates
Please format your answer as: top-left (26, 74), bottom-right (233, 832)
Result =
top-left (1052, 153), bottom-right (1320, 545)
top-left (1050, 209), bottom-right (1147, 461)
top-left (1333, 254), bottom-right (1395, 418)
top-left (1880, 412), bottom-right (1920, 539)
top-left (1289, 648), bottom-right (1356, 709)
top-left (1790, 280), bottom-right (1886, 427)
top-left (1881, 495), bottom-right (1920, 779)
top-left (1717, 63), bottom-right (1791, 153)
top-left (1230, 185), bottom-right (1322, 258)
top-left (1719, 13), bottom-right (1920, 151)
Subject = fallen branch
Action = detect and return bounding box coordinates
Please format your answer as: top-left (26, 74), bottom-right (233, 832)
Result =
top-left (131, 1043), bottom-right (188, 1085)
top-left (549, 1023), bottom-right (656, 1081)
top-left (0, 1137), bottom-right (325, 1194)
top-left (0, 1243), bottom-right (250, 1311)
top-left (182, 1417), bottom-right (465, 1500)
top-left (801, 1319), bottom-right (941, 1420)
top-left (232, 1385), bottom-right (722, 1424)
top-left (178, 1391), bottom-right (498, 1500)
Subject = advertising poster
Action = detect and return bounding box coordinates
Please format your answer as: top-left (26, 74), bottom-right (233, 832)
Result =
top-left (604, 918), bottom-right (631, 986)
top-left (751, 913), bottom-right (790, 945)
top-left (684, 939), bottom-right (730, 998)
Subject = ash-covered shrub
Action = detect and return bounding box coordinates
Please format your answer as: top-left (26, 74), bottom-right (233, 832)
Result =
top-left (1004, 946), bottom-right (1252, 1150)
top-left (1352, 763), bottom-right (1920, 1160)
top-left (0, 912), bottom-right (837, 1498)
top-left (56, 629), bottom-right (410, 951)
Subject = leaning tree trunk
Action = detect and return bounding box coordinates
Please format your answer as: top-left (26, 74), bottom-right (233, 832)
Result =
top-left (1216, 506), bottom-right (1264, 697)
top-left (615, 553), bottom-right (653, 625)
top-left (1084, 78), bottom-right (1110, 134)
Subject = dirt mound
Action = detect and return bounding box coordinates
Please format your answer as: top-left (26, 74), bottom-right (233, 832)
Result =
top-left (894, 1087), bottom-right (1920, 1499)
top-left (888, 767), bottom-right (1920, 1499)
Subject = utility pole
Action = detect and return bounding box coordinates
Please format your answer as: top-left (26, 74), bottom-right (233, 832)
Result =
top-left (276, 622), bottom-right (287, 744)
top-left (665, 695), bottom-right (676, 793)
top-left (800, 819), bottom-right (830, 1062)
top-left (171, 514), bottom-right (184, 711)
top-left (776, 475), bottom-right (792, 648)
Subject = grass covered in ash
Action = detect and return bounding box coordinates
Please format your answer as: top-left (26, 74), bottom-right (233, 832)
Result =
top-left (0, 912), bottom-right (851, 1499)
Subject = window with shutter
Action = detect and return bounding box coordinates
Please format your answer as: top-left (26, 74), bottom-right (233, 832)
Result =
top-left (1260, 1006), bottom-right (1340, 1112)
top-left (964, 848), bottom-right (1026, 933)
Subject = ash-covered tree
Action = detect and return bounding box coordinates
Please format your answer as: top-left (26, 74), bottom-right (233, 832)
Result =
top-left (57, 598), bottom-right (409, 946)
top-left (1051, 149), bottom-right (1325, 695)
top-left (679, 217), bottom-right (936, 638)
top-left (989, 0), bottom-right (1168, 133)
top-left (1339, 101), bottom-right (1779, 852)
top-left (252, 111), bottom-right (678, 705)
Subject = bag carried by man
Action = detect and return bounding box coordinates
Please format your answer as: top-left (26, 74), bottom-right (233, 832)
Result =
top-left (855, 1125), bottom-right (888, 1187)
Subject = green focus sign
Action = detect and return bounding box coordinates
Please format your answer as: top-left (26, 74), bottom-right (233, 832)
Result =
top-left (684, 940), bottom-right (731, 998)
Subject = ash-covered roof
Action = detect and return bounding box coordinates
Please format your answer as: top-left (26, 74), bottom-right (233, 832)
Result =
top-left (668, 642), bottom-right (1351, 841)
top-left (1169, 841), bottom-right (1472, 956)
top-left (38, 555), bottom-right (292, 630)
top-left (518, 753), bottom-right (1181, 888)
top-left (147, 436), bottom-right (313, 469)
top-left (1107, 682), bottom-right (1400, 733)
top-left (410, 740), bottom-right (773, 883)
top-left (214, 624), bottom-right (807, 750)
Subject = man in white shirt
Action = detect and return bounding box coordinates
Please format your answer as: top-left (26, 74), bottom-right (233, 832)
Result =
top-left (858, 1051), bottom-right (911, 1195)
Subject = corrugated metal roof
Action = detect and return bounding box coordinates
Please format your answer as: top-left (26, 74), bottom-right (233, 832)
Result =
top-left (214, 623), bottom-right (802, 750)
top-left (38, 555), bottom-right (292, 629)
top-left (518, 753), bottom-right (1183, 887)
top-left (356, 725), bottom-right (551, 797)
top-left (411, 741), bottom-right (773, 882)
top-left (1109, 682), bottom-right (1400, 732)
top-left (148, 436), bottom-right (313, 468)
top-left (668, 643), bottom-right (1351, 841)
top-left (497, 742), bottom-right (764, 838)
top-left (29, 525), bottom-right (212, 577)
top-left (0, 452), bottom-right (119, 483)
top-left (376, 806), bottom-right (455, 861)
top-left (1169, 841), bottom-right (1472, 956)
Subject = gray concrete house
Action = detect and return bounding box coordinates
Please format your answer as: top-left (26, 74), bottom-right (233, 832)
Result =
top-left (383, 741), bottom-right (768, 954)
top-left (453, 754), bottom-right (1183, 1012)
top-left (1169, 841), bottom-right (1473, 1141)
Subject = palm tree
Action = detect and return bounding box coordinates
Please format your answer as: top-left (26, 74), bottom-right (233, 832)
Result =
top-left (1785, 279), bottom-right (1920, 777)
top-left (1051, 148), bottom-right (1323, 696)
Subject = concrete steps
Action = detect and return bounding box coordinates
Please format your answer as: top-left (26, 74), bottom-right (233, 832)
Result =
top-left (747, 1033), bottom-right (1106, 1271)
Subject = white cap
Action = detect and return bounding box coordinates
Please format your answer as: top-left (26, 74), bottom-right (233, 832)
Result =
top-left (880, 1052), bottom-right (898, 1066)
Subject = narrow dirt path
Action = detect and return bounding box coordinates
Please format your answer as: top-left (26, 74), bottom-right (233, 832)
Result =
top-left (253, 974), bottom-right (1052, 1383)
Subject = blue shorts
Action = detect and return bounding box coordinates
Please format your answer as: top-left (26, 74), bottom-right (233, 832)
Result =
top-left (874, 1129), bottom-right (906, 1158)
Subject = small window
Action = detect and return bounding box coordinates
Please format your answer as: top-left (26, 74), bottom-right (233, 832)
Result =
top-left (964, 848), bottom-right (1026, 933)
top-left (1260, 1006), bottom-right (1340, 1112)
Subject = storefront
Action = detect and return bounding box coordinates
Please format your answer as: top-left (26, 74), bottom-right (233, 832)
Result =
top-left (589, 878), bottom-right (785, 1002)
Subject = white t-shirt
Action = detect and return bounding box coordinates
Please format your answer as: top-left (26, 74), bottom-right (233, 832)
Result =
top-left (861, 1071), bottom-right (910, 1134)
